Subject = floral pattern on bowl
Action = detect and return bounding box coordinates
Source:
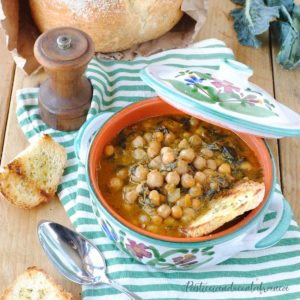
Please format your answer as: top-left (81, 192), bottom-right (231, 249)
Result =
top-left (115, 228), bottom-right (215, 270)
top-left (166, 70), bottom-right (277, 118)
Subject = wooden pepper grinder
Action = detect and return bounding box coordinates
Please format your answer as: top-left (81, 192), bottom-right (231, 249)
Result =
top-left (34, 27), bottom-right (94, 131)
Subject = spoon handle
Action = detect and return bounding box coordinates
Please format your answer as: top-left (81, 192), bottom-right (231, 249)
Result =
top-left (107, 278), bottom-right (143, 300)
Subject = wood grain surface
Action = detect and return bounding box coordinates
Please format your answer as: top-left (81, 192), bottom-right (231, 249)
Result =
top-left (0, 28), bottom-right (15, 163)
top-left (0, 0), bottom-right (299, 299)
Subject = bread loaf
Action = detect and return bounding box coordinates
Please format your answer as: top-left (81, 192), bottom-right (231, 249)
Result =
top-left (29, 0), bottom-right (183, 52)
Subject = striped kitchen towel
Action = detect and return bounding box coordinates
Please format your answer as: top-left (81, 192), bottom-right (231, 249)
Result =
top-left (16, 39), bottom-right (300, 299)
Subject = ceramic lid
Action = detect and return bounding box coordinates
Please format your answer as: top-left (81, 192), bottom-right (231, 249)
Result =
top-left (140, 59), bottom-right (300, 138)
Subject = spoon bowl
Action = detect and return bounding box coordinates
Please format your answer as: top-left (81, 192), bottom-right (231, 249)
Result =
top-left (38, 220), bottom-right (142, 299)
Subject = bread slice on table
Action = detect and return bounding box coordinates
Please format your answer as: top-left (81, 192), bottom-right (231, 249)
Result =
top-left (184, 179), bottom-right (265, 237)
top-left (0, 266), bottom-right (73, 300)
top-left (0, 134), bottom-right (67, 209)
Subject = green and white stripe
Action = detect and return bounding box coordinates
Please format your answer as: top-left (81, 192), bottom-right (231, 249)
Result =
top-left (16, 39), bottom-right (300, 299)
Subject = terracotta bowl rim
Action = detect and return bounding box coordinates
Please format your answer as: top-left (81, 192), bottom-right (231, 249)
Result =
top-left (87, 97), bottom-right (275, 244)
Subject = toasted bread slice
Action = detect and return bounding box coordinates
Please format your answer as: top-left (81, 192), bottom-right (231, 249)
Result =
top-left (0, 134), bottom-right (67, 209)
top-left (184, 179), bottom-right (265, 237)
top-left (0, 266), bottom-right (73, 300)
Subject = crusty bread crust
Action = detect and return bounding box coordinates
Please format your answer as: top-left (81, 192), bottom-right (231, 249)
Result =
top-left (0, 134), bottom-right (67, 209)
top-left (29, 0), bottom-right (183, 52)
top-left (184, 179), bottom-right (265, 237)
top-left (0, 266), bottom-right (73, 300)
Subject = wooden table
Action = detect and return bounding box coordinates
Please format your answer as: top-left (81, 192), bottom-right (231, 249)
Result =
top-left (0, 1), bottom-right (299, 298)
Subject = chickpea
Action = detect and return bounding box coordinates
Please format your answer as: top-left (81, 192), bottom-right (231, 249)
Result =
top-left (177, 195), bottom-right (192, 208)
top-left (149, 190), bottom-right (160, 206)
top-left (143, 132), bottom-right (152, 143)
top-left (181, 215), bottom-right (192, 224)
top-left (162, 151), bottom-right (176, 164)
top-left (104, 145), bottom-right (114, 157)
top-left (133, 148), bottom-right (146, 160)
top-left (147, 170), bottom-right (164, 188)
top-left (196, 127), bottom-right (205, 136)
top-left (201, 148), bottom-right (214, 158)
top-left (189, 185), bottom-right (202, 197)
top-left (148, 156), bottom-right (162, 169)
top-left (181, 174), bottom-right (195, 188)
top-left (190, 117), bottom-right (200, 127)
top-left (151, 215), bottom-right (163, 225)
top-left (153, 131), bottom-right (164, 142)
top-left (203, 168), bottom-right (216, 176)
top-left (147, 224), bottom-right (159, 233)
top-left (147, 140), bottom-right (161, 158)
top-left (157, 204), bottom-right (171, 219)
top-left (183, 207), bottom-right (196, 219)
top-left (116, 168), bottom-right (128, 179)
top-left (165, 132), bottom-right (175, 144)
top-left (166, 171), bottom-right (180, 185)
top-left (125, 190), bottom-right (139, 204)
top-left (132, 136), bottom-right (145, 148)
top-left (178, 139), bottom-right (189, 149)
top-left (109, 177), bottom-right (123, 191)
top-left (194, 171), bottom-right (207, 184)
top-left (239, 161), bottom-right (252, 171)
top-left (171, 206), bottom-right (183, 219)
top-left (207, 159), bottom-right (217, 170)
top-left (189, 135), bottom-right (202, 146)
top-left (218, 163), bottom-right (231, 174)
top-left (134, 165), bottom-right (148, 181)
top-left (179, 148), bottom-right (195, 163)
top-left (176, 198), bottom-right (185, 207)
top-left (160, 147), bottom-right (172, 155)
top-left (164, 216), bottom-right (176, 226)
top-left (176, 159), bottom-right (188, 175)
top-left (193, 156), bottom-right (206, 170)
top-left (192, 198), bottom-right (202, 210)
top-left (139, 214), bottom-right (150, 224)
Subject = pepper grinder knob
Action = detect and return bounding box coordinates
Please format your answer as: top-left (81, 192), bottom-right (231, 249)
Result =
top-left (34, 27), bottom-right (94, 131)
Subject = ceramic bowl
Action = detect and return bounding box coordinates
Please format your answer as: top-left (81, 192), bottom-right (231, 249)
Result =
top-left (75, 97), bottom-right (292, 270)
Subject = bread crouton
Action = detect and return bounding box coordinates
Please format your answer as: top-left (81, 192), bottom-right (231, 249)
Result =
top-left (0, 134), bottom-right (66, 209)
top-left (184, 179), bottom-right (265, 237)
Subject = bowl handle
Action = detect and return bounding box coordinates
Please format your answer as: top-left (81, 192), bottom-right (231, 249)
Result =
top-left (74, 112), bottom-right (115, 165)
top-left (242, 186), bottom-right (292, 250)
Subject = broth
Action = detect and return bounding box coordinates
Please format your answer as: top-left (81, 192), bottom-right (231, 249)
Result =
top-left (97, 115), bottom-right (263, 238)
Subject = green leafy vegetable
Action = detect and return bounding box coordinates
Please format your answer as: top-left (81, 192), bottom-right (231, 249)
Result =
top-left (230, 0), bottom-right (280, 48)
top-left (272, 5), bottom-right (300, 69)
top-left (266, 0), bottom-right (294, 13)
top-left (231, 0), bottom-right (300, 70)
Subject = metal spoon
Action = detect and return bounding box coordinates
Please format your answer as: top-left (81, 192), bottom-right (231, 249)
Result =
top-left (37, 220), bottom-right (142, 300)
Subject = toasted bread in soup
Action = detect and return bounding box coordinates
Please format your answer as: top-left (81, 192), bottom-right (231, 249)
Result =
top-left (0, 266), bottom-right (73, 300)
top-left (184, 179), bottom-right (265, 237)
top-left (0, 134), bottom-right (67, 209)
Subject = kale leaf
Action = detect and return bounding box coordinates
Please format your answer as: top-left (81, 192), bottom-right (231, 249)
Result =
top-left (230, 0), bottom-right (280, 48)
top-left (266, 0), bottom-right (294, 13)
top-left (231, 0), bottom-right (300, 69)
top-left (272, 5), bottom-right (300, 69)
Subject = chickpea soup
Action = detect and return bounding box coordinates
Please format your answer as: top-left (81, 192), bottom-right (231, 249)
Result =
top-left (97, 115), bottom-right (263, 238)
